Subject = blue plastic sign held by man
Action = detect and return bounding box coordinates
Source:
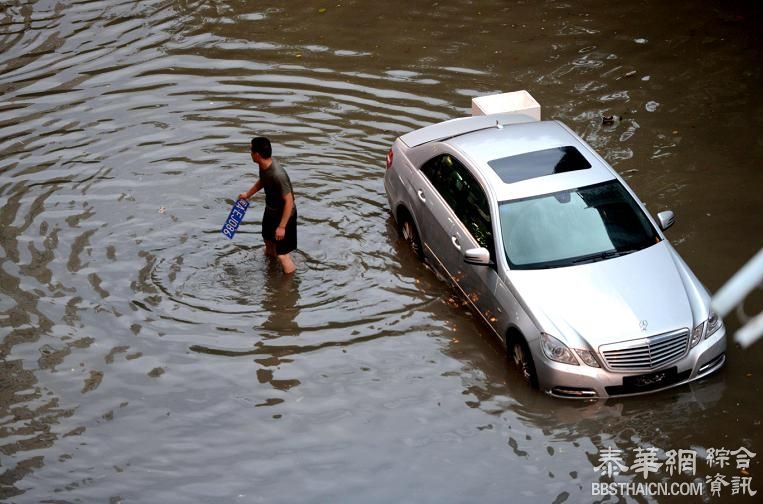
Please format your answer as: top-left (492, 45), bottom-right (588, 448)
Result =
top-left (221, 199), bottom-right (249, 239)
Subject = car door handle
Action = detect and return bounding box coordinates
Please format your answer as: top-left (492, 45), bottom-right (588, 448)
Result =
top-left (417, 190), bottom-right (426, 203)
top-left (451, 235), bottom-right (461, 250)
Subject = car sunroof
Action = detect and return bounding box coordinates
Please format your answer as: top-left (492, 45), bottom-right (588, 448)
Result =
top-left (487, 146), bottom-right (592, 184)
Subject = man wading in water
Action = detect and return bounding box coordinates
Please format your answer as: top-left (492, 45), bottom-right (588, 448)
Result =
top-left (239, 137), bottom-right (298, 274)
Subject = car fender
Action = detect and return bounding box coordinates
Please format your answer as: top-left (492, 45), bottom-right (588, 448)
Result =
top-left (495, 279), bottom-right (542, 349)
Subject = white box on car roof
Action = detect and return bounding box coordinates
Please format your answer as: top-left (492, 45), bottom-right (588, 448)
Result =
top-left (471, 90), bottom-right (541, 120)
top-left (399, 91), bottom-right (542, 148)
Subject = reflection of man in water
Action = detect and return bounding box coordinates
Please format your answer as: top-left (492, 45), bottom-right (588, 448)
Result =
top-left (239, 137), bottom-right (298, 274)
top-left (261, 268), bottom-right (301, 337)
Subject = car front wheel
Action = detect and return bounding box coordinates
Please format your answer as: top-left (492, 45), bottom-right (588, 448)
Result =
top-left (511, 338), bottom-right (538, 388)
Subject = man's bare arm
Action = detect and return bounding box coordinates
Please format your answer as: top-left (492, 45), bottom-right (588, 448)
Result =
top-left (275, 192), bottom-right (294, 240)
top-left (239, 179), bottom-right (262, 200)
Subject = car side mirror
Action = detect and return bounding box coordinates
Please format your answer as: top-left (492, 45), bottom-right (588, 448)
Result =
top-left (657, 210), bottom-right (675, 231)
top-left (464, 247), bottom-right (491, 265)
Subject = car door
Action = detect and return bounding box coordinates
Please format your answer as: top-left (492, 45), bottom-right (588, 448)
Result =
top-left (408, 154), bottom-right (460, 275)
top-left (440, 159), bottom-right (506, 337)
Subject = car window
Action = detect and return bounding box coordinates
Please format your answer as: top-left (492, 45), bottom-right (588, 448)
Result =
top-left (421, 154), bottom-right (495, 259)
top-left (499, 180), bottom-right (660, 269)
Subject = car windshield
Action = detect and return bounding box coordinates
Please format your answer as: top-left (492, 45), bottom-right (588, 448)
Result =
top-left (499, 180), bottom-right (660, 269)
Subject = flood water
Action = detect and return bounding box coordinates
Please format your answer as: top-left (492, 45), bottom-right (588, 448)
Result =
top-left (1, 1), bottom-right (762, 502)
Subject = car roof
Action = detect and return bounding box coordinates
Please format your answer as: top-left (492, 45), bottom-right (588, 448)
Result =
top-left (442, 120), bottom-right (616, 201)
top-left (399, 113), bottom-right (538, 148)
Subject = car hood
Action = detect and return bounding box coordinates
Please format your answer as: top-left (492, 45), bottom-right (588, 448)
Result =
top-left (508, 241), bottom-right (698, 349)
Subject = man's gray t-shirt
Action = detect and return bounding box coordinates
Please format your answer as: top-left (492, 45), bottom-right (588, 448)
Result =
top-left (259, 158), bottom-right (295, 215)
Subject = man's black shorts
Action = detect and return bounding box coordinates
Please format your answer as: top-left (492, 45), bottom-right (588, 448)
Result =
top-left (262, 207), bottom-right (297, 255)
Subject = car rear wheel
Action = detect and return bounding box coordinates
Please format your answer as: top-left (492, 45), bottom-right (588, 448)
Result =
top-left (511, 337), bottom-right (538, 388)
top-left (400, 217), bottom-right (423, 261)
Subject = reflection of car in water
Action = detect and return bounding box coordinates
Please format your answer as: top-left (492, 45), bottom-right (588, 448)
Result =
top-left (384, 112), bottom-right (726, 398)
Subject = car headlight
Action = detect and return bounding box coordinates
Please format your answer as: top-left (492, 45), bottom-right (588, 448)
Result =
top-left (691, 311), bottom-right (723, 347)
top-left (690, 322), bottom-right (705, 348)
top-left (705, 310), bottom-right (722, 339)
top-left (541, 333), bottom-right (579, 365)
top-left (574, 348), bottom-right (601, 368)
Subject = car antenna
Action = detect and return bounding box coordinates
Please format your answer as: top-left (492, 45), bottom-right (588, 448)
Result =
top-left (495, 120), bottom-right (503, 129)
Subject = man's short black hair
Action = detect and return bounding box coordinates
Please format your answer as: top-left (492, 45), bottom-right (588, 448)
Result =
top-left (251, 137), bottom-right (272, 158)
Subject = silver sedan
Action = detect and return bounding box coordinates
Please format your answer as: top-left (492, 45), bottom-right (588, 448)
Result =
top-left (384, 113), bottom-right (726, 398)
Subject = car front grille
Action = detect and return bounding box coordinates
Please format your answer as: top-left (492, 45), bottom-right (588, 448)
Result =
top-left (600, 329), bottom-right (690, 371)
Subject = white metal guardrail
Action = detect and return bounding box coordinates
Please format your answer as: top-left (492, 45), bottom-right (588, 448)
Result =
top-left (711, 248), bottom-right (763, 347)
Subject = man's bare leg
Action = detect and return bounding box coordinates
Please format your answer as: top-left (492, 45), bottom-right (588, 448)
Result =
top-left (278, 253), bottom-right (296, 274)
top-left (265, 240), bottom-right (277, 257)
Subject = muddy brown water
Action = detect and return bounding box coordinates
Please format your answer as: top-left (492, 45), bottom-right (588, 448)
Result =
top-left (1, 1), bottom-right (762, 502)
